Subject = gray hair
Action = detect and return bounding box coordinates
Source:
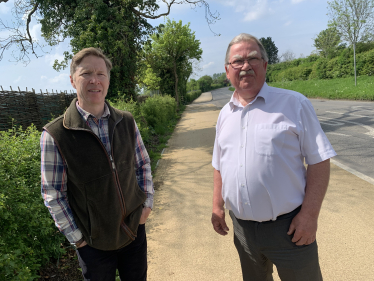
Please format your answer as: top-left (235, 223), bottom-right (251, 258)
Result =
top-left (225, 33), bottom-right (269, 65)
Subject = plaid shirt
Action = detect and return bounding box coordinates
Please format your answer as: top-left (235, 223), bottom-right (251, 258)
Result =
top-left (41, 102), bottom-right (154, 244)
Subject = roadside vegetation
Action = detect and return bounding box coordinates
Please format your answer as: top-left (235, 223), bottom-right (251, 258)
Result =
top-left (268, 75), bottom-right (374, 100)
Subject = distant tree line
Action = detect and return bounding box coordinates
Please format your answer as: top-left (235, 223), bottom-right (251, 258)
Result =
top-left (185, 73), bottom-right (230, 95)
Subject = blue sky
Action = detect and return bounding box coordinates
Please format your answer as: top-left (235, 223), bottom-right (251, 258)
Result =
top-left (0, 0), bottom-right (331, 92)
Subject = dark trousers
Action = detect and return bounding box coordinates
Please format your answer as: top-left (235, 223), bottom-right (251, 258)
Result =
top-left (230, 207), bottom-right (323, 281)
top-left (76, 224), bottom-right (147, 281)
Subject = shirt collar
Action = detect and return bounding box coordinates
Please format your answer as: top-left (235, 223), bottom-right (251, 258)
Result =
top-left (229, 82), bottom-right (269, 111)
top-left (76, 101), bottom-right (111, 121)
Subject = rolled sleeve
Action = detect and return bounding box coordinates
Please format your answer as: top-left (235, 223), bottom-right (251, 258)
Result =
top-left (299, 99), bottom-right (337, 165)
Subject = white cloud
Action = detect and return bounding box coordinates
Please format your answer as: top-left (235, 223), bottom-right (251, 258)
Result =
top-left (30, 23), bottom-right (42, 41)
top-left (13, 76), bottom-right (22, 83)
top-left (203, 61), bottom-right (214, 69)
top-left (49, 73), bottom-right (69, 83)
top-left (284, 21), bottom-right (292, 26)
top-left (0, 2), bottom-right (11, 14)
top-left (219, 0), bottom-right (271, 22)
top-left (45, 53), bottom-right (65, 67)
top-left (41, 75), bottom-right (48, 80)
top-left (291, 0), bottom-right (305, 3)
top-left (243, 0), bottom-right (270, 21)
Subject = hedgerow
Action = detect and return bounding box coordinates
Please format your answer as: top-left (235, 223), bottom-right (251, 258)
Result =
top-left (267, 48), bottom-right (374, 82)
top-left (0, 126), bottom-right (66, 280)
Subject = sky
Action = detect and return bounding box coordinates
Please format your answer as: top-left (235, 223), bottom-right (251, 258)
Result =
top-left (0, 0), bottom-right (332, 93)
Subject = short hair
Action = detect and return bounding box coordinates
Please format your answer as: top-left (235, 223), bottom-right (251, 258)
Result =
top-left (225, 33), bottom-right (269, 65)
top-left (70, 47), bottom-right (112, 79)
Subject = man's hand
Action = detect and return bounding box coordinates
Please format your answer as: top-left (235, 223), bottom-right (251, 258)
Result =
top-left (287, 211), bottom-right (317, 246)
top-left (139, 207), bottom-right (152, 225)
top-left (287, 159), bottom-right (330, 246)
top-left (77, 240), bottom-right (87, 248)
top-left (211, 207), bottom-right (229, 236)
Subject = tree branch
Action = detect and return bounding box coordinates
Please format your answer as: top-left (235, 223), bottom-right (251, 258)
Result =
top-left (132, 0), bottom-right (175, 19)
top-left (26, 2), bottom-right (39, 57)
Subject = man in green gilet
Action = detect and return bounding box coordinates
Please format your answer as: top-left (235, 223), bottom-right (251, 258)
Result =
top-left (41, 47), bottom-right (154, 280)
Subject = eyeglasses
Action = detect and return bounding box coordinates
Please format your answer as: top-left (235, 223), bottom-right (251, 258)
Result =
top-left (229, 57), bottom-right (263, 69)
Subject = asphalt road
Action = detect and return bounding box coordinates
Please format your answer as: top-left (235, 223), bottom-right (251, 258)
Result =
top-left (208, 87), bottom-right (374, 183)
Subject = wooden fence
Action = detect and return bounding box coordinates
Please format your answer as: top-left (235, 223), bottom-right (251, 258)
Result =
top-left (0, 86), bottom-right (76, 131)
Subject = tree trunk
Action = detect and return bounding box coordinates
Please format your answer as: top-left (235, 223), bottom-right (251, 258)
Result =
top-left (353, 41), bottom-right (357, 86)
top-left (173, 60), bottom-right (179, 105)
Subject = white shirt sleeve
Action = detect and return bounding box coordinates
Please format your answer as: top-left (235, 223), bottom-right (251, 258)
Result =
top-left (212, 114), bottom-right (222, 171)
top-left (299, 99), bottom-right (337, 165)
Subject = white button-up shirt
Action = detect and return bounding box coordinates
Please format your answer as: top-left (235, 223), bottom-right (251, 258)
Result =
top-left (212, 83), bottom-right (336, 221)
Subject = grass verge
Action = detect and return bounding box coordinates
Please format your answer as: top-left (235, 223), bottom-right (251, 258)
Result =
top-left (268, 76), bottom-right (374, 100)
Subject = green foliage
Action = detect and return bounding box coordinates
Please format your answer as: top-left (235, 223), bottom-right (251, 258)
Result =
top-left (267, 47), bottom-right (374, 82)
top-left (38, 0), bottom-right (157, 100)
top-left (313, 27), bottom-right (341, 58)
top-left (139, 19), bottom-right (203, 105)
top-left (140, 95), bottom-right (177, 134)
top-left (198, 75), bottom-right (213, 92)
top-left (259, 37), bottom-right (279, 64)
top-left (328, 0), bottom-right (374, 45)
top-left (0, 126), bottom-right (66, 280)
top-left (186, 79), bottom-right (200, 92)
top-left (359, 48), bottom-right (374, 75)
top-left (268, 75), bottom-right (374, 100)
top-left (185, 90), bottom-right (202, 103)
top-left (113, 95), bottom-right (177, 137)
top-left (212, 72), bottom-right (229, 86)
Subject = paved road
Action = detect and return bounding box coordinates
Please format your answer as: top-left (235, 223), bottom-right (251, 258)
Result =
top-left (208, 87), bottom-right (374, 183)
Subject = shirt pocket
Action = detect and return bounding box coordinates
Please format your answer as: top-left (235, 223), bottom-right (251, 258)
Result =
top-left (255, 123), bottom-right (289, 156)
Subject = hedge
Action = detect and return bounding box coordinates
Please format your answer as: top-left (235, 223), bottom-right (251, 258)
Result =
top-left (267, 48), bottom-right (374, 82)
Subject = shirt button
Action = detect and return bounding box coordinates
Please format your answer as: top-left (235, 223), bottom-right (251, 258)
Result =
top-left (241, 184), bottom-right (244, 187)
top-left (241, 145), bottom-right (244, 148)
top-left (242, 126), bottom-right (245, 129)
top-left (240, 164), bottom-right (243, 167)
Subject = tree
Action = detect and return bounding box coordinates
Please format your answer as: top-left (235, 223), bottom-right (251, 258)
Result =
top-left (259, 37), bottom-right (279, 64)
top-left (280, 50), bottom-right (296, 62)
top-left (198, 75), bottom-right (213, 92)
top-left (140, 19), bottom-right (202, 105)
top-left (313, 27), bottom-right (341, 58)
top-left (328, 0), bottom-right (374, 85)
top-left (212, 72), bottom-right (228, 86)
top-left (0, 0), bottom-right (219, 99)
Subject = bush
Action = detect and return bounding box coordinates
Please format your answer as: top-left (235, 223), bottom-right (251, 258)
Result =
top-left (140, 95), bottom-right (177, 134)
top-left (185, 90), bottom-right (202, 103)
top-left (0, 126), bottom-right (66, 280)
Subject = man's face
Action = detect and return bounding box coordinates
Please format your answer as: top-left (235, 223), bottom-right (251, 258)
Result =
top-left (70, 55), bottom-right (109, 110)
top-left (225, 40), bottom-right (268, 99)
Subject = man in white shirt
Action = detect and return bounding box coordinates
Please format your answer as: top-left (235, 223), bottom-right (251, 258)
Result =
top-left (211, 33), bottom-right (336, 281)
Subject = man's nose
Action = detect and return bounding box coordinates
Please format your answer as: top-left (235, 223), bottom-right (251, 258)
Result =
top-left (242, 60), bottom-right (252, 70)
top-left (90, 75), bottom-right (100, 84)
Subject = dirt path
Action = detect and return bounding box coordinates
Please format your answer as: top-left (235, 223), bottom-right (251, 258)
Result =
top-left (146, 94), bottom-right (374, 281)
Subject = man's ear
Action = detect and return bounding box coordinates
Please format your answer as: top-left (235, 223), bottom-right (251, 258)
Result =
top-left (225, 65), bottom-right (230, 80)
top-left (70, 75), bottom-right (76, 89)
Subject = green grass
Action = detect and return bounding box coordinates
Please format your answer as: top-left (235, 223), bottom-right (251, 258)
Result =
top-left (268, 75), bottom-right (374, 100)
top-left (228, 86), bottom-right (235, 91)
